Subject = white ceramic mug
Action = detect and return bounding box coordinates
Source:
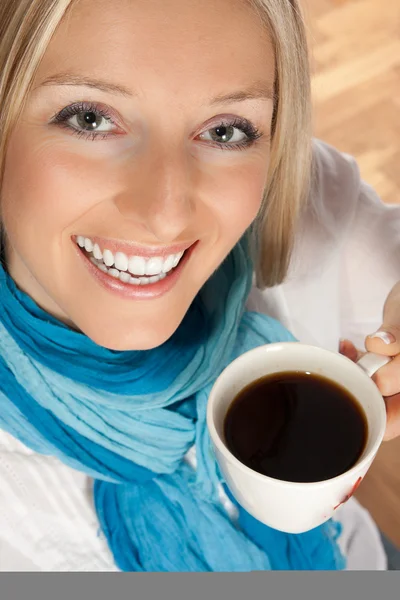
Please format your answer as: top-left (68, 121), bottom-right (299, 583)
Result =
top-left (206, 342), bottom-right (390, 534)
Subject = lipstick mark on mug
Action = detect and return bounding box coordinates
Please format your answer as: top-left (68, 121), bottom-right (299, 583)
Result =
top-left (333, 477), bottom-right (363, 510)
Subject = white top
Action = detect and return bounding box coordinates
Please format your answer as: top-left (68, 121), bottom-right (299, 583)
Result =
top-left (0, 140), bottom-right (396, 571)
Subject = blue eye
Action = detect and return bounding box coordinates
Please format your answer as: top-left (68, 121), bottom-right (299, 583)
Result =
top-left (51, 102), bottom-right (119, 140)
top-left (71, 110), bottom-right (114, 132)
top-left (51, 103), bottom-right (263, 150)
top-left (198, 118), bottom-right (262, 150)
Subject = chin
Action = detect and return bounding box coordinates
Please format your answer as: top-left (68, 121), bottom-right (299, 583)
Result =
top-left (76, 315), bottom-right (184, 351)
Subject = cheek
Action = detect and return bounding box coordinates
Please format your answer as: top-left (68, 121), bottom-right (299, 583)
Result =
top-left (201, 158), bottom-right (268, 240)
top-left (1, 126), bottom-right (268, 252)
top-left (1, 130), bottom-right (119, 241)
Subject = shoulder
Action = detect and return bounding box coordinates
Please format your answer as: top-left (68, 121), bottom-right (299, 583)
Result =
top-left (308, 139), bottom-right (362, 229)
top-left (312, 138), bottom-right (360, 186)
top-left (286, 140), bottom-right (363, 275)
top-left (309, 139), bottom-right (398, 232)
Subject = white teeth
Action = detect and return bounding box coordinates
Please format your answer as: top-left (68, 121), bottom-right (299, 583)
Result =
top-left (162, 255), bottom-right (175, 273)
top-left (93, 243), bottom-right (103, 260)
top-left (139, 273), bottom-right (168, 285)
top-left (84, 237), bottom-right (93, 252)
top-left (119, 271), bottom-right (131, 283)
top-left (79, 237), bottom-right (188, 283)
top-left (172, 252), bottom-right (183, 267)
top-left (128, 256), bottom-right (146, 276)
top-left (114, 251), bottom-right (128, 272)
top-left (89, 257), bottom-right (169, 285)
top-left (103, 249), bottom-right (114, 267)
top-left (145, 257), bottom-right (163, 276)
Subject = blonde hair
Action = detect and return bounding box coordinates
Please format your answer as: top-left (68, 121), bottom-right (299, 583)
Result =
top-left (250, 0), bottom-right (312, 287)
top-left (0, 0), bottom-right (312, 287)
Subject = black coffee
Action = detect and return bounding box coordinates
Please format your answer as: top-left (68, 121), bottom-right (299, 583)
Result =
top-left (224, 371), bottom-right (368, 483)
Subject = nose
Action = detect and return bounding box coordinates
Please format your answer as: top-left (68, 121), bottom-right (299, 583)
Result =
top-left (114, 147), bottom-right (196, 243)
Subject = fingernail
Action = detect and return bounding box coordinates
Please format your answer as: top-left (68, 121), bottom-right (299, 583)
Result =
top-left (368, 331), bottom-right (396, 345)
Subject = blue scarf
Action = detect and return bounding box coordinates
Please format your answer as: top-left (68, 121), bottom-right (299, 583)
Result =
top-left (0, 236), bottom-right (345, 571)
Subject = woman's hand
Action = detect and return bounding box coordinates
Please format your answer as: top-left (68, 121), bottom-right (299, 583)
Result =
top-left (340, 281), bottom-right (400, 441)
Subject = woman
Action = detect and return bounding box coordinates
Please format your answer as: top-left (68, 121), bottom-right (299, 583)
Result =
top-left (0, 0), bottom-right (398, 571)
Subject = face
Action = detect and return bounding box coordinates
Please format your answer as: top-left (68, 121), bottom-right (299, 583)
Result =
top-left (1, 0), bottom-right (275, 350)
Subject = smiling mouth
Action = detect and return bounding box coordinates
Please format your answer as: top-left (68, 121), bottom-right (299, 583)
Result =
top-left (75, 235), bottom-right (188, 286)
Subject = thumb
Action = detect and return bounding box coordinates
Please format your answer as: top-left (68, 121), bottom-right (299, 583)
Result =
top-left (365, 281), bottom-right (400, 356)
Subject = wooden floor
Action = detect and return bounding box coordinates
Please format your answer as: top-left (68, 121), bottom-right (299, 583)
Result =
top-left (305, 0), bottom-right (400, 546)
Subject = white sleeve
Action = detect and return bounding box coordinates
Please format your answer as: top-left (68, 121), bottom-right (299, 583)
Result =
top-left (339, 179), bottom-right (400, 349)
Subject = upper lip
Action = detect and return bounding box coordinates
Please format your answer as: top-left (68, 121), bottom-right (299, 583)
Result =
top-left (74, 235), bottom-right (196, 258)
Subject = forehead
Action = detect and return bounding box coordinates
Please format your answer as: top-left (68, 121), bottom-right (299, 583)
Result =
top-left (34, 0), bottom-right (275, 100)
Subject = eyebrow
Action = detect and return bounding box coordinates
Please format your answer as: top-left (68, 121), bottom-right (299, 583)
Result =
top-left (36, 74), bottom-right (133, 98)
top-left (209, 83), bottom-right (275, 105)
top-left (36, 73), bottom-right (275, 104)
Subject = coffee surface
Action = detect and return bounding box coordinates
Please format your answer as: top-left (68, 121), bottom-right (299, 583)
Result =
top-left (224, 371), bottom-right (368, 483)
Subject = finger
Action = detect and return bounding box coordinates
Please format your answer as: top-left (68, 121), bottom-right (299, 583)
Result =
top-left (366, 330), bottom-right (398, 356)
top-left (383, 393), bottom-right (400, 441)
top-left (339, 339), bottom-right (363, 363)
top-left (366, 281), bottom-right (400, 357)
top-left (371, 353), bottom-right (400, 397)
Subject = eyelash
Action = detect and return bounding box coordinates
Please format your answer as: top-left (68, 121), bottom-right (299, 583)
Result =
top-left (199, 117), bottom-right (262, 151)
top-left (50, 101), bottom-right (263, 150)
top-left (50, 101), bottom-right (117, 142)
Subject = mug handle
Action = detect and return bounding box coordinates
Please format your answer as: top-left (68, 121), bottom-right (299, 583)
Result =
top-left (357, 352), bottom-right (392, 378)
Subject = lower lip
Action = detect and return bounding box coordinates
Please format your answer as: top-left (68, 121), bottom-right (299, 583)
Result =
top-left (76, 242), bottom-right (197, 300)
